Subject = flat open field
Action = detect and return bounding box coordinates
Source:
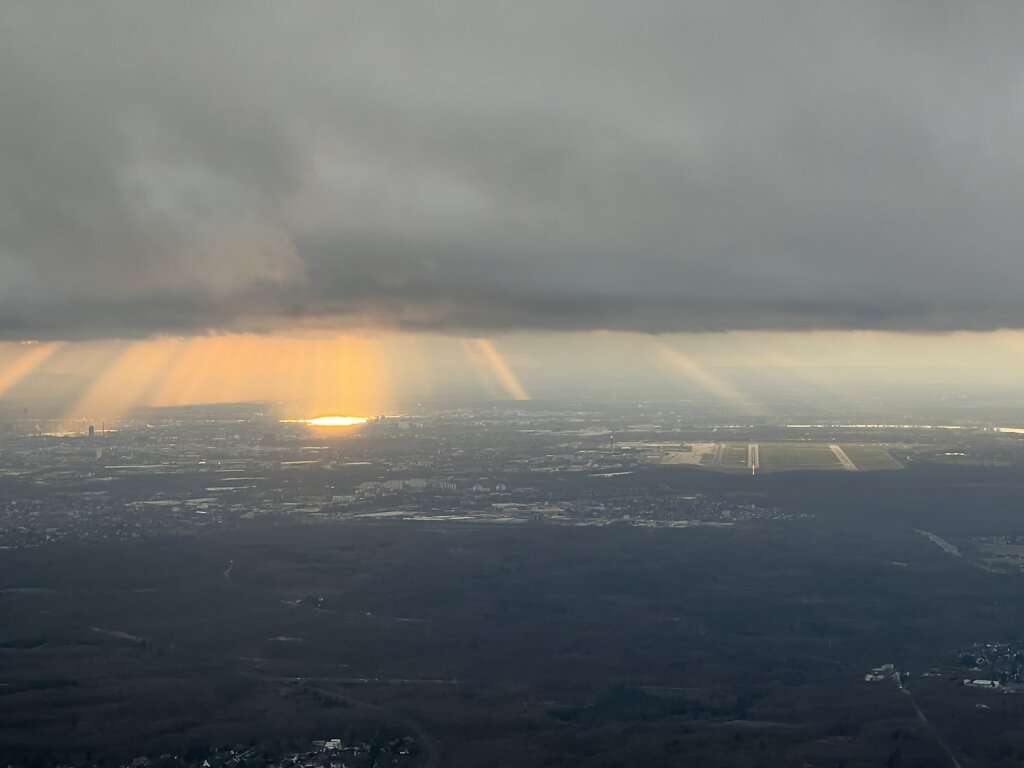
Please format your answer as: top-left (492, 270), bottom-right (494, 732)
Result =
top-left (712, 443), bottom-right (750, 472)
top-left (758, 443), bottom-right (843, 472)
top-left (699, 442), bottom-right (906, 474)
top-left (839, 444), bottom-right (904, 471)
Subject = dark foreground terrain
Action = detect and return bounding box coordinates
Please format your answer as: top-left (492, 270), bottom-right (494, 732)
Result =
top-left (4, 464), bottom-right (1024, 767)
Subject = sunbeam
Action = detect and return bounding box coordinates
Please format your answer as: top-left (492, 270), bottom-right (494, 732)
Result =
top-left (62, 338), bottom-right (184, 430)
top-left (650, 338), bottom-right (758, 415)
top-left (0, 341), bottom-right (65, 397)
top-left (472, 339), bottom-right (529, 401)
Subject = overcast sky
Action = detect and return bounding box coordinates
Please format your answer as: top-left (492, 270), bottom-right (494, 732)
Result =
top-left (2, 2), bottom-right (1024, 340)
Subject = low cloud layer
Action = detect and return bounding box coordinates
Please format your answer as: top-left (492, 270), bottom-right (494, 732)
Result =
top-left (3, 3), bottom-right (1024, 339)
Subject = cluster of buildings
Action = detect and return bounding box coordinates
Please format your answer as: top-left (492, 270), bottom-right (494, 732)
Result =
top-left (0, 405), bottom-right (808, 550)
top-left (94, 734), bottom-right (419, 768)
top-left (863, 642), bottom-right (1024, 695)
top-left (953, 641), bottom-right (1024, 691)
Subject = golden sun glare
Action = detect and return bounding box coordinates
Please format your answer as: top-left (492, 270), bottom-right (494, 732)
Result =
top-left (282, 416), bottom-right (369, 427)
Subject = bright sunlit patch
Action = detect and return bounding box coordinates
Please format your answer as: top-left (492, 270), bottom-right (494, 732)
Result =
top-left (282, 415), bottom-right (369, 427)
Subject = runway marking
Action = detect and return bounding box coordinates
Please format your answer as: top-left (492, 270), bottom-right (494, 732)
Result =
top-left (829, 444), bottom-right (857, 471)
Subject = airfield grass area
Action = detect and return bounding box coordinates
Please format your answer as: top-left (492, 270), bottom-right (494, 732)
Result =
top-left (713, 443), bottom-right (750, 471)
top-left (839, 444), bottom-right (904, 471)
top-left (758, 443), bottom-right (843, 472)
top-left (700, 442), bottom-right (905, 473)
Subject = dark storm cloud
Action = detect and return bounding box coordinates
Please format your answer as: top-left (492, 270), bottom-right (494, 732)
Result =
top-left (2, 2), bottom-right (1024, 339)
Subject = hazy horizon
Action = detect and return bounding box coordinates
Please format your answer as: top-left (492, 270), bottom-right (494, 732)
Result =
top-left (5, 4), bottom-right (1024, 424)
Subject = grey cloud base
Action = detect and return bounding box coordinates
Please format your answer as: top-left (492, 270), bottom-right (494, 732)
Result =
top-left (1, 2), bottom-right (1022, 340)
